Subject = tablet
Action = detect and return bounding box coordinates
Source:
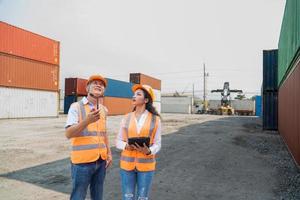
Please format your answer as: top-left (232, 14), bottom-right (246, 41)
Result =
top-left (128, 137), bottom-right (150, 147)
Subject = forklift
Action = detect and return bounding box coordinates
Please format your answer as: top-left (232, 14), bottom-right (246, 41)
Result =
top-left (211, 82), bottom-right (243, 115)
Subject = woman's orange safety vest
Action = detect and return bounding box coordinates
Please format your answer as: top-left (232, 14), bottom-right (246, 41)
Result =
top-left (120, 112), bottom-right (159, 172)
top-left (70, 101), bottom-right (108, 164)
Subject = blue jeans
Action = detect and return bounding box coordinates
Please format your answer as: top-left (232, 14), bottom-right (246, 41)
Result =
top-left (70, 158), bottom-right (106, 200)
top-left (120, 169), bottom-right (155, 200)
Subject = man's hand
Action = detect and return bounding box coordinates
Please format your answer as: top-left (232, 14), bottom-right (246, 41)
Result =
top-left (105, 152), bottom-right (113, 168)
top-left (86, 108), bottom-right (100, 124)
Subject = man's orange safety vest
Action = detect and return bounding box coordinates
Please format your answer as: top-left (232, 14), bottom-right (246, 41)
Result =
top-left (70, 101), bottom-right (108, 164)
top-left (120, 112), bottom-right (159, 172)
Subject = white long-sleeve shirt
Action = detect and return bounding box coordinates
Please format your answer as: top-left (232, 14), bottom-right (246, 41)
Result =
top-left (115, 110), bottom-right (162, 155)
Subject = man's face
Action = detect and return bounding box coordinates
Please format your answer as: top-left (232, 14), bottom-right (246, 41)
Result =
top-left (87, 80), bottom-right (105, 97)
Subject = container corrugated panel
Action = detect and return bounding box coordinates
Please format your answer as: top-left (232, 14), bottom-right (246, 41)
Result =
top-left (64, 95), bottom-right (78, 114)
top-left (278, 59), bottom-right (300, 165)
top-left (65, 78), bottom-right (134, 98)
top-left (0, 21), bottom-right (60, 65)
top-left (255, 96), bottom-right (262, 117)
top-left (0, 53), bottom-right (59, 91)
top-left (103, 97), bottom-right (133, 116)
top-left (65, 78), bottom-right (88, 96)
top-left (209, 100), bottom-right (222, 110)
top-left (153, 89), bottom-right (161, 102)
top-left (231, 100), bottom-right (255, 112)
top-left (161, 103), bottom-right (191, 114)
top-left (153, 101), bottom-right (161, 114)
top-left (105, 78), bottom-right (134, 98)
top-left (278, 0), bottom-right (300, 86)
top-left (263, 92), bottom-right (278, 130)
top-left (130, 73), bottom-right (161, 90)
top-left (0, 87), bottom-right (58, 118)
top-left (161, 96), bottom-right (192, 105)
top-left (263, 50), bottom-right (278, 91)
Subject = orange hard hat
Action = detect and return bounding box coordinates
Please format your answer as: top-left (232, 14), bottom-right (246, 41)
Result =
top-left (87, 75), bottom-right (107, 87)
top-left (132, 84), bottom-right (155, 102)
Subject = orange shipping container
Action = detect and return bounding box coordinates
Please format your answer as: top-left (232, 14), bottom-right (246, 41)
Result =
top-left (103, 97), bottom-right (133, 116)
top-left (0, 21), bottom-right (59, 65)
top-left (130, 73), bottom-right (161, 90)
top-left (0, 53), bottom-right (59, 91)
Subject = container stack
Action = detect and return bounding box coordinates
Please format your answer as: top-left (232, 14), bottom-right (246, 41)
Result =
top-left (129, 73), bottom-right (161, 113)
top-left (262, 49), bottom-right (278, 130)
top-left (64, 77), bottom-right (134, 115)
top-left (277, 0), bottom-right (300, 166)
top-left (0, 21), bottom-right (60, 118)
top-left (255, 96), bottom-right (262, 117)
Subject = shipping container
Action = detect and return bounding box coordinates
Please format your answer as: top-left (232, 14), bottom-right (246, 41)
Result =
top-left (64, 95), bottom-right (78, 114)
top-left (153, 101), bottom-right (161, 114)
top-left (0, 87), bottom-right (58, 118)
top-left (65, 78), bottom-right (88, 96)
top-left (278, 0), bottom-right (300, 86)
top-left (278, 59), bottom-right (300, 165)
top-left (161, 96), bottom-right (192, 114)
top-left (263, 92), bottom-right (278, 130)
top-left (263, 50), bottom-right (278, 91)
top-left (130, 73), bottom-right (161, 90)
top-left (255, 96), bottom-right (262, 117)
top-left (153, 89), bottom-right (161, 102)
top-left (0, 53), bottom-right (59, 91)
top-left (208, 100), bottom-right (221, 110)
top-left (103, 97), bottom-right (133, 116)
top-left (64, 95), bottom-right (134, 116)
top-left (231, 100), bottom-right (255, 113)
top-left (0, 21), bottom-right (60, 65)
top-left (65, 78), bottom-right (134, 98)
top-left (105, 78), bottom-right (134, 98)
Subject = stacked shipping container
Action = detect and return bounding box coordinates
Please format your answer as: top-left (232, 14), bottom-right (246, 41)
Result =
top-left (262, 50), bottom-right (278, 130)
top-left (277, 0), bottom-right (300, 166)
top-left (64, 78), bottom-right (135, 115)
top-left (64, 75), bottom-right (162, 116)
top-left (0, 21), bottom-right (60, 118)
top-left (130, 73), bottom-right (161, 113)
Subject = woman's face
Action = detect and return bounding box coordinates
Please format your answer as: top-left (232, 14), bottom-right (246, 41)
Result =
top-left (132, 89), bottom-right (148, 106)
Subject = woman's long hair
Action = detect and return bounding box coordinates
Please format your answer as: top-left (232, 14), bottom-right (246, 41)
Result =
top-left (133, 89), bottom-right (161, 118)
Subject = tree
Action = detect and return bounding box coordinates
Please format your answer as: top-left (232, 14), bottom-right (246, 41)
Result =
top-left (235, 93), bottom-right (246, 100)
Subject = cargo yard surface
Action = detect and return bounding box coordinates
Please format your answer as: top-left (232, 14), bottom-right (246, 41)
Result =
top-left (0, 114), bottom-right (299, 200)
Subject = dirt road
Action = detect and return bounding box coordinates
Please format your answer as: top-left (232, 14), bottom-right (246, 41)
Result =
top-left (0, 115), bottom-right (299, 199)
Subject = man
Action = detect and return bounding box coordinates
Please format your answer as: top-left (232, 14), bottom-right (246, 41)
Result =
top-left (65, 75), bottom-right (112, 200)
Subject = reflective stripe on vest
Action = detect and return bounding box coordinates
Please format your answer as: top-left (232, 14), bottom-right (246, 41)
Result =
top-left (121, 155), bottom-right (156, 163)
top-left (72, 143), bottom-right (107, 151)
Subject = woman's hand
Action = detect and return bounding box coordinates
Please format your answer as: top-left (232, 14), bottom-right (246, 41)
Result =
top-left (125, 144), bottom-right (135, 151)
top-left (133, 143), bottom-right (151, 155)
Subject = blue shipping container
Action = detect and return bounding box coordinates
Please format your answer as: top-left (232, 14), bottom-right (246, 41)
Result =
top-left (255, 96), bottom-right (262, 117)
top-left (64, 95), bottom-right (77, 114)
top-left (263, 50), bottom-right (278, 92)
top-left (105, 78), bottom-right (134, 99)
top-left (263, 92), bottom-right (278, 130)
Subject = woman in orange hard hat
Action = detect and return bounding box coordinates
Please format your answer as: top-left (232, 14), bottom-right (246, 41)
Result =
top-left (115, 84), bottom-right (162, 200)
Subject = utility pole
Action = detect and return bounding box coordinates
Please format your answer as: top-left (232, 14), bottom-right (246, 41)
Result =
top-left (203, 63), bottom-right (209, 111)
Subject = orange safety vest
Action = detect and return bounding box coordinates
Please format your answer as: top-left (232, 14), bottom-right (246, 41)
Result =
top-left (70, 101), bottom-right (108, 164)
top-left (120, 112), bottom-right (159, 172)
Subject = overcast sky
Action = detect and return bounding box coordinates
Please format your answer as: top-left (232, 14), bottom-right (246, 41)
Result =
top-left (0, 0), bottom-right (285, 99)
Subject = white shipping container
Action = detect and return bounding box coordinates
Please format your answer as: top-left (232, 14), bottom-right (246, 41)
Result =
top-left (0, 87), bottom-right (58, 118)
top-left (161, 96), bottom-right (192, 105)
top-left (153, 101), bottom-right (161, 114)
top-left (153, 89), bottom-right (161, 102)
top-left (209, 100), bottom-right (222, 110)
top-left (161, 103), bottom-right (191, 114)
top-left (231, 100), bottom-right (255, 111)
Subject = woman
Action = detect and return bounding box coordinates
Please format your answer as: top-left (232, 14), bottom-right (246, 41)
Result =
top-left (116, 84), bottom-right (162, 200)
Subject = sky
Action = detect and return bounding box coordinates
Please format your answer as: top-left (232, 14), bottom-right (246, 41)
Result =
top-left (0, 0), bottom-right (286, 99)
